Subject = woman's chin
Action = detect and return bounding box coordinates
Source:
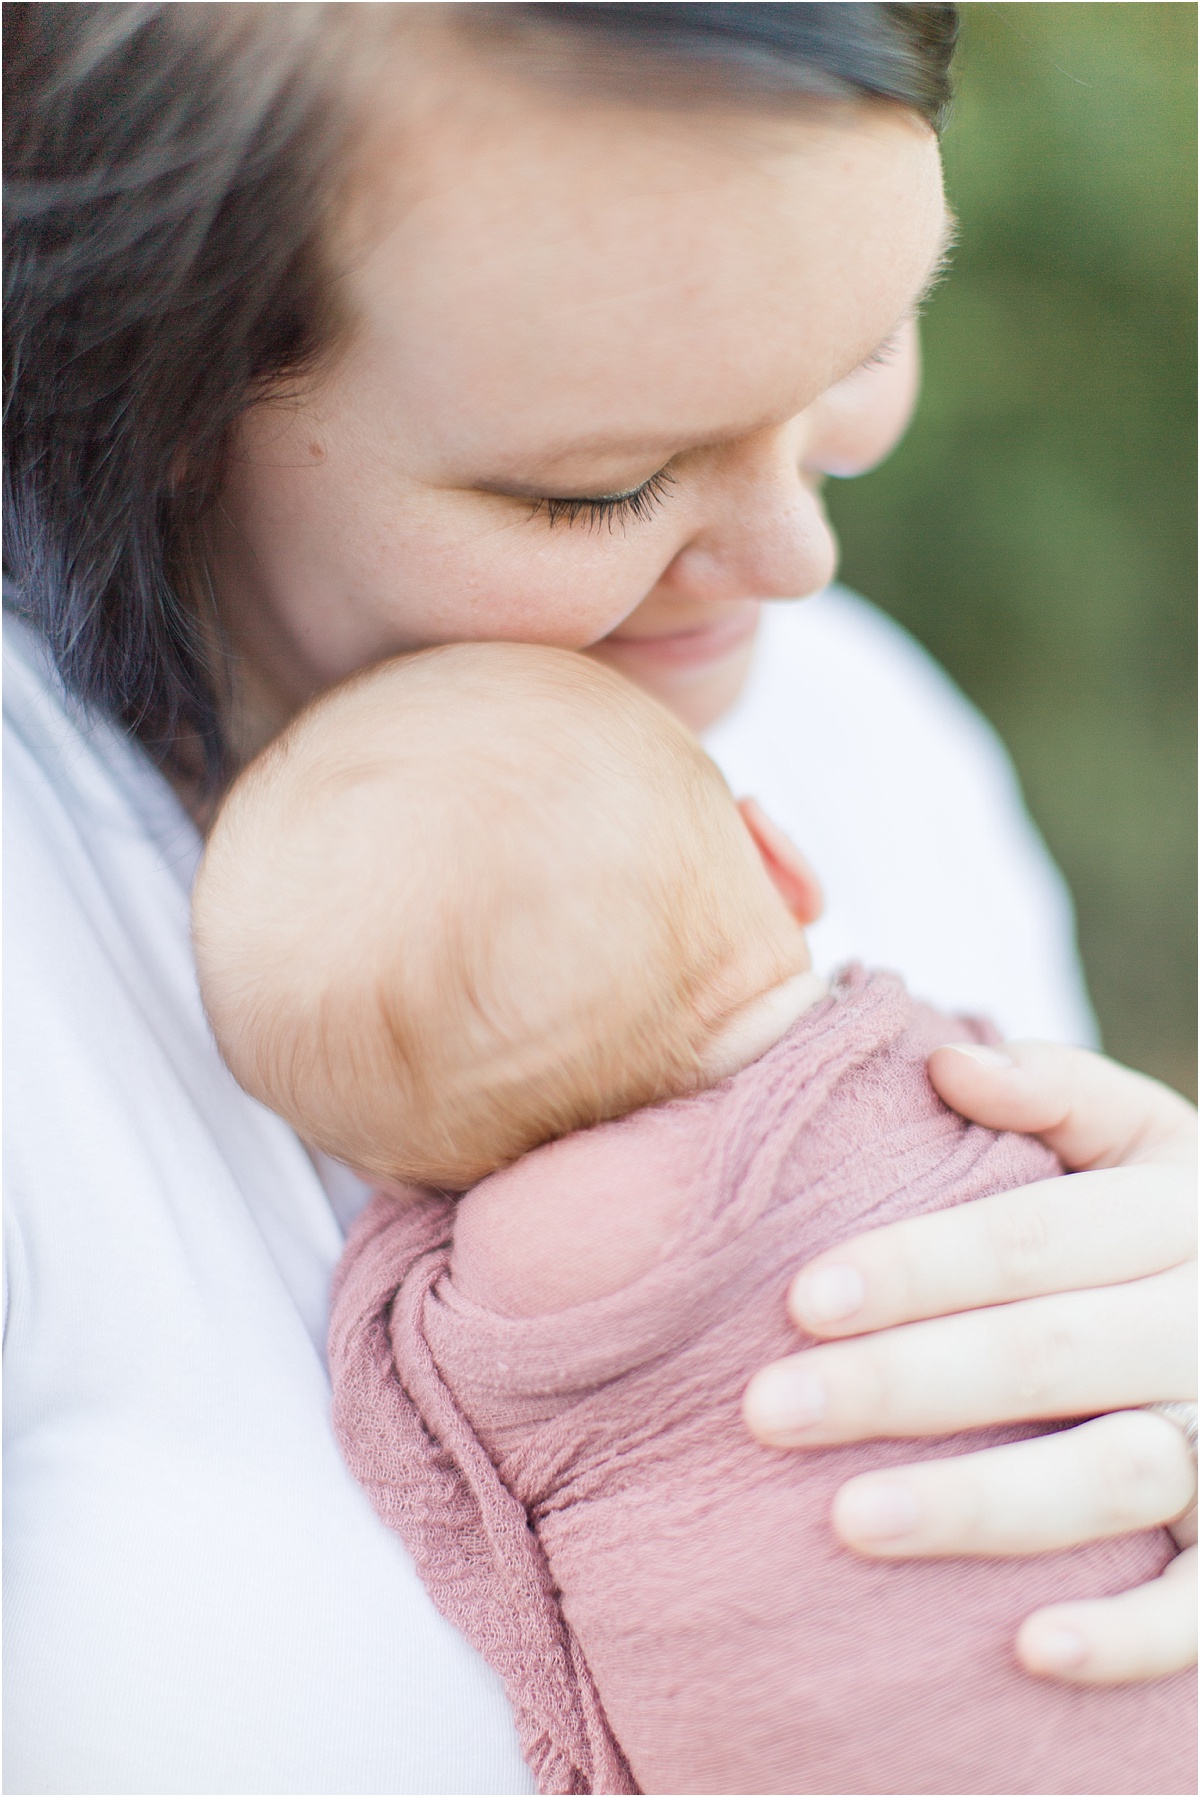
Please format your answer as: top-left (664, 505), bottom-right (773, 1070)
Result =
top-left (587, 616), bottom-right (761, 733)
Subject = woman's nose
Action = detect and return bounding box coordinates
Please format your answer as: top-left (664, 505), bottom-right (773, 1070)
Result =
top-left (660, 320), bottom-right (924, 606)
top-left (660, 424), bottom-right (839, 606)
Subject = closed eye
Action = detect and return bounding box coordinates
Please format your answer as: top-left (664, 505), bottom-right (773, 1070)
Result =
top-left (849, 231), bottom-right (955, 380)
top-left (852, 326), bottom-right (905, 375)
top-left (528, 467), bottom-right (676, 530)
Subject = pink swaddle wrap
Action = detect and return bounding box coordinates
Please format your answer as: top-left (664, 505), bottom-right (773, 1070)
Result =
top-left (329, 969), bottom-right (1196, 1795)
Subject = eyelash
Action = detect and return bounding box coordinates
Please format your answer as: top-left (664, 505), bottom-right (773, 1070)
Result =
top-left (529, 467), bottom-right (677, 530)
top-left (524, 319), bottom-right (908, 524)
top-left (857, 327), bottom-right (904, 372)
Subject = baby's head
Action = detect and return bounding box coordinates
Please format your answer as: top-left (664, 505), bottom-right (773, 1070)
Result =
top-left (194, 643), bottom-right (817, 1189)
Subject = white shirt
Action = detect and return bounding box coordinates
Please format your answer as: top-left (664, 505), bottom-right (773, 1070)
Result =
top-left (708, 590), bottom-right (1095, 1042)
top-left (3, 592), bottom-right (1094, 1797)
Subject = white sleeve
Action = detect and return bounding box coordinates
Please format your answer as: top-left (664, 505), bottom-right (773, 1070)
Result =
top-left (704, 588), bottom-right (1099, 1046)
top-left (2, 616), bottom-right (533, 1797)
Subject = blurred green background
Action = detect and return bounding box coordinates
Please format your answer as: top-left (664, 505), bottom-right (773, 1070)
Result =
top-left (826, 1), bottom-right (1197, 1097)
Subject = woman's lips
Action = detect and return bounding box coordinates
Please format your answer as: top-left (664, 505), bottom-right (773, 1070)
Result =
top-left (598, 604), bottom-right (761, 672)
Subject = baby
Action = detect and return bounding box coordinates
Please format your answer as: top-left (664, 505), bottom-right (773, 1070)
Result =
top-left (194, 642), bottom-right (1194, 1796)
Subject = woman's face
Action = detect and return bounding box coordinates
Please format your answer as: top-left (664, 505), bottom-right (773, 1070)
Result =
top-left (212, 31), bottom-right (949, 742)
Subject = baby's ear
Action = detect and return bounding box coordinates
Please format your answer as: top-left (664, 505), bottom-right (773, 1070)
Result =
top-left (737, 797), bottom-right (824, 926)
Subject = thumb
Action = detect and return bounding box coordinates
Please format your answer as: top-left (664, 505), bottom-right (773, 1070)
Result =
top-left (929, 1040), bottom-right (1195, 1171)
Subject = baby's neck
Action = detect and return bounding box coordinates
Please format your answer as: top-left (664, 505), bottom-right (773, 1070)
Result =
top-left (697, 968), bottom-right (830, 1088)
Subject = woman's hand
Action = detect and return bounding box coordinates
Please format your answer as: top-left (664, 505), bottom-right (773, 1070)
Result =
top-left (743, 1041), bottom-right (1197, 1686)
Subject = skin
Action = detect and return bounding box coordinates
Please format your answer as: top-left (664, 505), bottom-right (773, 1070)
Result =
top-left (209, 18), bottom-right (1195, 1684)
top-left (450, 801), bottom-right (828, 1316)
top-left (209, 31), bottom-right (938, 750)
top-left (759, 1041), bottom-right (1197, 1686)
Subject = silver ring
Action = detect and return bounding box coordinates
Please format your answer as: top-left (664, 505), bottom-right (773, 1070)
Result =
top-left (1144, 1401), bottom-right (1198, 1548)
top-left (1146, 1400), bottom-right (1199, 1454)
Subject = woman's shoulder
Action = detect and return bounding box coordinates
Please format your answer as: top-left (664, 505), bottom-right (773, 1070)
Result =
top-left (4, 612), bottom-right (534, 1795)
top-left (704, 587), bottom-right (1097, 1046)
top-left (4, 610), bottom-right (212, 1146)
top-left (4, 607), bottom-right (202, 880)
top-left (3, 606), bottom-right (342, 1337)
top-left (703, 583), bottom-right (1038, 873)
top-left (721, 585), bottom-right (1018, 776)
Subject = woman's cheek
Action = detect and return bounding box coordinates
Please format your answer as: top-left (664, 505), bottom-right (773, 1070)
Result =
top-left (400, 508), bottom-right (678, 651)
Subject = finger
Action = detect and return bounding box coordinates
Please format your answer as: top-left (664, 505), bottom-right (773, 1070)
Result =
top-left (745, 1266), bottom-right (1194, 1447)
top-left (1016, 1545), bottom-right (1196, 1685)
top-left (1170, 1505), bottom-right (1198, 1551)
top-left (831, 1411), bottom-right (1198, 1558)
top-left (928, 1040), bottom-right (1196, 1171)
top-left (788, 1166), bottom-right (1194, 1339)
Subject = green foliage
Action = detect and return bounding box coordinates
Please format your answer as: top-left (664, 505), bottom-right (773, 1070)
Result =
top-left (826, 2), bottom-right (1197, 1094)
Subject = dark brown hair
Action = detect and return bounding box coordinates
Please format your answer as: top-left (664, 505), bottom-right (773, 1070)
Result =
top-left (4, 3), bottom-right (956, 791)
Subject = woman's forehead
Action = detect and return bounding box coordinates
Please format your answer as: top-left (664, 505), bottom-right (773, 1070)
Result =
top-left (336, 56), bottom-right (947, 483)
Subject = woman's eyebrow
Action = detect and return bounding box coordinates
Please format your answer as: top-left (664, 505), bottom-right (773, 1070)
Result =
top-left (476, 470), bottom-right (670, 501)
top-left (474, 446), bottom-right (690, 500)
top-left (836, 209), bottom-right (960, 379)
top-left (915, 209), bottom-right (960, 310)
top-left (479, 213), bottom-right (961, 498)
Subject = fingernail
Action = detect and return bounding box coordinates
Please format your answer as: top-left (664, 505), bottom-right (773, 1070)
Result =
top-left (745, 1365), bottom-right (826, 1439)
top-left (1027, 1627), bottom-right (1088, 1673)
top-left (836, 1480), bottom-right (921, 1542)
top-left (793, 1264), bottom-right (865, 1326)
top-left (946, 1043), bottom-right (1014, 1068)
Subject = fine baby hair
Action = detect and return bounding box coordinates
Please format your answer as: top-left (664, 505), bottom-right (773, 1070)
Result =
top-left (193, 641), bottom-right (807, 1188)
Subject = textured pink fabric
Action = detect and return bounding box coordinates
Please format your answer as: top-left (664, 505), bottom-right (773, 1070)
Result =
top-left (329, 969), bottom-right (1196, 1795)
